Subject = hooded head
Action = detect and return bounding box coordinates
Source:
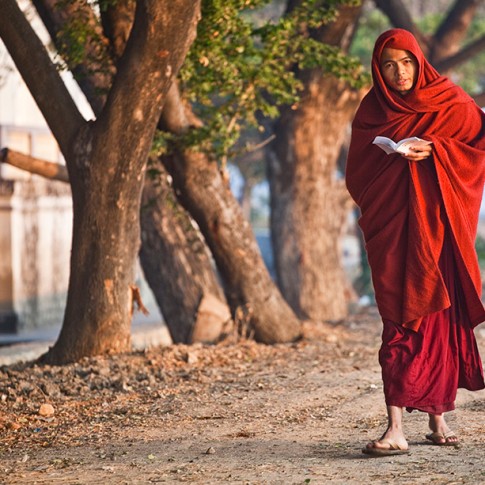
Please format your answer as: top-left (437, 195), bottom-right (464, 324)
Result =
top-left (369, 29), bottom-right (464, 113)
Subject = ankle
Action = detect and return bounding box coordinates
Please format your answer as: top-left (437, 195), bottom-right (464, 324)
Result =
top-left (429, 413), bottom-right (445, 426)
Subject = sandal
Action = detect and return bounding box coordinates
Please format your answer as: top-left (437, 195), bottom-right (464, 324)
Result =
top-left (362, 439), bottom-right (410, 457)
top-left (425, 431), bottom-right (460, 447)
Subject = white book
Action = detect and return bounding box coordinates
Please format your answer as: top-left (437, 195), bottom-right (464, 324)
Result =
top-left (372, 136), bottom-right (432, 156)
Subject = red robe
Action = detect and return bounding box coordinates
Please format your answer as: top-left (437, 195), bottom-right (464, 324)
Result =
top-left (345, 29), bottom-right (485, 412)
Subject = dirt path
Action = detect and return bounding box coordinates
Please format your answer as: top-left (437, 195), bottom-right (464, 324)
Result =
top-left (1, 307), bottom-right (485, 484)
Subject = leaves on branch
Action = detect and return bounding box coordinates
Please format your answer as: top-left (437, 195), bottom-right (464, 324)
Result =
top-left (154, 0), bottom-right (368, 163)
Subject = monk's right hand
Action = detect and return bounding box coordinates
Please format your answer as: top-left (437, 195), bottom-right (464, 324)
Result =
top-left (403, 144), bottom-right (433, 161)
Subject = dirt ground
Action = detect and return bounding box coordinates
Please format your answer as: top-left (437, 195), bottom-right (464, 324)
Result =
top-left (1, 306), bottom-right (485, 485)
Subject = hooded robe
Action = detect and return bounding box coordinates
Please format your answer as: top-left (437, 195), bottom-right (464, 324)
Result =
top-left (345, 29), bottom-right (485, 412)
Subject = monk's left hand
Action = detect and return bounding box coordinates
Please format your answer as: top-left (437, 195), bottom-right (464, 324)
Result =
top-left (403, 144), bottom-right (433, 161)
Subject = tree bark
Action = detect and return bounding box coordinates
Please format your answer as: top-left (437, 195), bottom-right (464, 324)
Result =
top-left (160, 85), bottom-right (301, 343)
top-left (434, 34), bottom-right (485, 73)
top-left (140, 160), bottom-right (231, 344)
top-left (270, 75), bottom-right (362, 321)
top-left (268, 3), bottom-right (364, 322)
top-left (50, 1), bottom-right (200, 363)
top-left (373, 0), bottom-right (429, 51)
top-left (0, 144), bottom-right (230, 345)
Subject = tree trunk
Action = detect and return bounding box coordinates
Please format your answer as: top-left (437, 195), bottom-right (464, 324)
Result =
top-left (269, 75), bottom-right (362, 321)
top-left (35, 0), bottom-right (201, 363)
top-left (267, 3), bottom-right (364, 322)
top-left (160, 86), bottom-right (301, 343)
top-left (164, 149), bottom-right (301, 343)
top-left (139, 160), bottom-right (231, 344)
top-left (45, 125), bottom-right (141, 361)
top-left (33, 0), bottom-right (227, 348)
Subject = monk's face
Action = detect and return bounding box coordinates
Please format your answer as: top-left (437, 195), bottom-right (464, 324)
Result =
top-left (380, 47), bottom-right (417, 96)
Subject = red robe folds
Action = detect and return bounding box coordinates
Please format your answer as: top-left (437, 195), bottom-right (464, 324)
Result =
top-left (345, 29), bottom-right (485, 412)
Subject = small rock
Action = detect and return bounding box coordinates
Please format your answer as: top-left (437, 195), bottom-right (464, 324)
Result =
top-left (41, 382), bottom-right (61, 397)
top-left (184, 352), bottom-right (198, 365)
top-left (38, 403), bottom-right (55, 417)
top-left (205, 447), bottom-right (215, 455)
top-left (18, 380), bottom-right (34, 394)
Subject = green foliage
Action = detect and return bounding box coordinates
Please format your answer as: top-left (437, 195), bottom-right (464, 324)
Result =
top-left (476, 235), bottom-right (485, 268)
top-left (53, 0), bottom-right (111, 75)
top-left (155, 0), bottom-right (367, 163)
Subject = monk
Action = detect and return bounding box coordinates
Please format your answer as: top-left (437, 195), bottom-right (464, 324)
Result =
top-left (345, 28), bottom-right (485, 456)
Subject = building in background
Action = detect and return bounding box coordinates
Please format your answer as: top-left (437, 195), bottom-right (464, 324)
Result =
top-left (0, 5), bottom-right (90, 334)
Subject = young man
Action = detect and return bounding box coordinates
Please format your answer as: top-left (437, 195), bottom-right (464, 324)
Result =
top-left (345, 28), bottom-right (485, 456)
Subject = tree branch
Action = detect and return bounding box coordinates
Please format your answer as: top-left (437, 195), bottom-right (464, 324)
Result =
top-left (317, 4), bottom-right (364, 50)
top-left (434, 34), bottom-right (485, 73)
top-left (97, 1), bottom-right (200, 153)
top-left (32, 0), bottom-right (115, 116)
top-left (0, 0), bottom-right (85, 156)
top-left (373, 0), bottom-right (430, 53)
top-left (430, 0), bottom-right (480, 63)
top-left (0, 148), bottom-right (69, 183)
top-left (99, 0), bottom-right (135, 61)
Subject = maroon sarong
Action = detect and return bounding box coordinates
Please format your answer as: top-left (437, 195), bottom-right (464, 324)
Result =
top-left (379, 234), bottom-right (485, 413)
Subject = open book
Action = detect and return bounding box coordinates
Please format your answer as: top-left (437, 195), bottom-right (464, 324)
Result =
top-left (372, 136), bottom-right (432, 156)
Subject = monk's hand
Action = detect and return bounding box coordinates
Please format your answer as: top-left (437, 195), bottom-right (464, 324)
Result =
top-left (403, 144), bottom-right (433, 161)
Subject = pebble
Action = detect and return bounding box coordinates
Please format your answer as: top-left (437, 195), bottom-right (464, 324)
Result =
top-left (38, 403), bottom-right (55, 417)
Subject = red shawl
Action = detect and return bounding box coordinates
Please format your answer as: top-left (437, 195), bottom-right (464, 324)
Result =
top-left (345, 28), bottom-right (485, 331)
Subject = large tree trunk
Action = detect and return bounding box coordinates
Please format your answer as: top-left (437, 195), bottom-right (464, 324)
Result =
top-left (47, 1), bottom-right (200, 363)
top-left (0, 0), bottom-right (202, 363)
top-left (50, 123), bottom-right (142, 360)
top-left (160, 85), bottom-right (301, 343)
top-left (270, 76), bottom-right (361, 320)
top-left (34, 0), bottom-right (228, 347)
top-left (0, 146), bottom-right (229, 345)
top-left (139, 160), bottom-right (231, 344)
top-left (268, 4), bottom-right (364, 322)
